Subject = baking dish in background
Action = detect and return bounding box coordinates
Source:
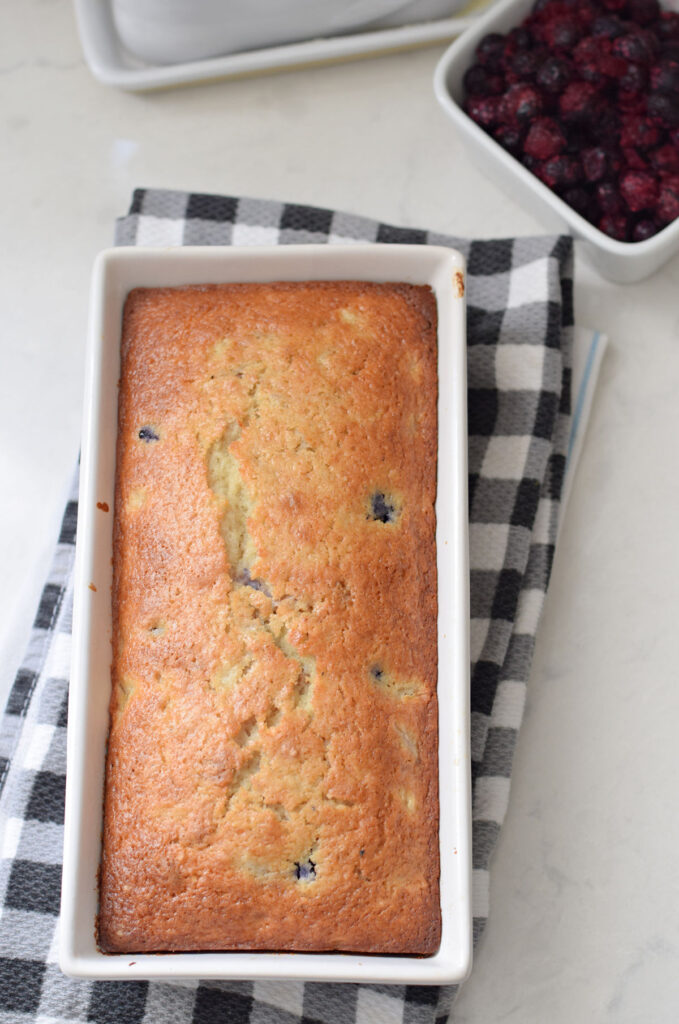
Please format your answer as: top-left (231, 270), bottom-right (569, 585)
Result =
top-left (60, 243), bottom-right (471, 984)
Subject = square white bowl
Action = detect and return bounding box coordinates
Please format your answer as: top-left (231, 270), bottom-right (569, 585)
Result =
top-left (433, 0), bottom-right (679, 284)
top-left (60, 243), bottom-right (472, 984)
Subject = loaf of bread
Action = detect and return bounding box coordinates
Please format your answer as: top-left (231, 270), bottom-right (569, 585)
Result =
top-left (99, 280), bottom-right (440, 955)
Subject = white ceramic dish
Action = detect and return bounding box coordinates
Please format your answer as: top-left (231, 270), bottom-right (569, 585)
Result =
top-left (73, 0), bottom-right (479, 91)
top-left (433, 0), bottom-right (679, 283)
top-left (60, 243), bottom-right (472, 984)
top-left (110, 0), bottom-right (468, 64)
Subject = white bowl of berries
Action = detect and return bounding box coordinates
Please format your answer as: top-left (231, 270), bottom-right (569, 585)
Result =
top-left (434, 0), bottom-right (679, 282)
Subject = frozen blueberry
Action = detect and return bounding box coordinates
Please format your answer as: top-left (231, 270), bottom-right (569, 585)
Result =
top-left (368, 492), bottom-right (397, 523)
top-left (294, 858), bottom-right (317, 881)
top-left (138, 426), bottom-right (159, 442)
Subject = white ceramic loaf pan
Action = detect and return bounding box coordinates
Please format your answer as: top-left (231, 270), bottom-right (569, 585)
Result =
top-left (60, 244), bottom-right (472, 984)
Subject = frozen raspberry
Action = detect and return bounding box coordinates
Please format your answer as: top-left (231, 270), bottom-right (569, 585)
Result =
top-left (476, 33), bottom-right (507, 69)
top-left (599, 53), bottom-right (628, 77)
top-left (647, 92), bottom-right (679, 126)
top-left (618, 88), bottom-right (647, 113)
top-left (592, 14), bottom-right (625, 38)
top-left (493, 124), bottom-right (524, 155)
top-left (599, 212), bottom-right (629, 238)
top-left (536, 55), bottom-right (574, 92)
top-left (600, 0), bottom-right (626, 11)
top-left (656, 175), bottom-right (679, 223)
top-left (619, 63), bottom-right (648, 94)
top-left (631, 217), bottom-right (659, 240)
top-left (559, 80), bottom-right (601, 122)
top-left (650, 143), bottom-right (679, 173)
top-left (574, 35), bottom-right (611, 64)
top-left (622, 145), bottom-right (650, 168)
top-left (596, 181), bottom-right (624, 212)
top-left (499, 83), bottom-right (544, 123)
top-left (540, 153), bottom-right (583, 187)
top-left (620, 115), bottom-right (662, 149)
top-left (620, 168), bottom-right (659, 210)
top-left (524, 116), bottom-right (567, 158)
top-left (466, 95), bottom-right (502, 128)
top-left (627, 0), bottom-right (660, 26)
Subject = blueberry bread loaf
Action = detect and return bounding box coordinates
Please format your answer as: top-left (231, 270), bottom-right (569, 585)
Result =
top-left (99, 280), bottom-right (440, 954)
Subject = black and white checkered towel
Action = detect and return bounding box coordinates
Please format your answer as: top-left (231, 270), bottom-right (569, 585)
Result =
top-left (0, 190), bottom-right (578, 1023)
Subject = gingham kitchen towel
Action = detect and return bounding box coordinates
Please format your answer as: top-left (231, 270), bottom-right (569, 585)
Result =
top-left (0, 189), bottom-right (592, 1023)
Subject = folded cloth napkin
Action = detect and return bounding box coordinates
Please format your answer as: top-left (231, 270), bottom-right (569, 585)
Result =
top-left (0, 189), bottom-right (604, 1024)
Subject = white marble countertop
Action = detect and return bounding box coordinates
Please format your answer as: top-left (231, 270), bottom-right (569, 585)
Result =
top-left (2, 1), bottom-right (679, 1019)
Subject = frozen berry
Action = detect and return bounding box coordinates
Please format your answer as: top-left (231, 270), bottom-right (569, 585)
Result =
top-left (463, 65), bottom-right (489, 95)
top-left (541, 153), bottom-right (583, 186)
top-left (508, 26), bottom-right (534, 50)
top-left (631, 217), bottom-right (659, 240)
top-left (620, 114), bottom-right (662, 149)
top-left (536, 55), bottom-right (574, 91)
top-left (620, 168), bottom-right (659, 210)
top-left (592, 14), bottom-right (625, 38)
top-left (564, 186), bottom-right (598, 219)
top-left (649, 143), bottom-right (679, 173)
top-left (524, 116), bottom-right (567, 158)
top-left (619, 63), bottom-right (648, 94)
top-left (582, 146), bottom-right (610, 181)
top-left (464, 65), bottom-right (506, 95)
top-left (656, 175), bottom-right (679, 223)
top-left (559, 80), bottom-right (601, 122)
top-left (647, 92), bottom-right (679, 126)
top-left (599, 53), bottom-right (628, 77)
top-left (510, 49), bottom-right (544, 79)
top-left (599, 212), bottom-right (629, 238)
top-left (649, 59), bottom-right (679, 94)
top-left (592, 107), bottom-right (622, 142)
top-left (627, 0), bottom-right (660, 26)
top-left (613, 32), bottom-right (655, 65)
top-left (466, 95), bottom-right (502, 128)
top-left (622, 145), bottom-right (650, 168)
top-left (596, 181), bottom-right (624, 212)
top-left (542, 16), bottom-right (581, 49)
top-left (574, 35), bottom-right (610, 64)
top-left (618, 88), bottom-right (648, 113)
top-left (494, 124), bottom-right (524, 154)
top-left (476, 33), bottom-right (507, 69)
top-left (657, 12), bottom-right (679, 43)
top-left (500, 83), bottom-right (544, 123)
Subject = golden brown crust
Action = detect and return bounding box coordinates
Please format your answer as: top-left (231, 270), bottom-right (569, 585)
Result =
top-left (100, 281), bottom-right (439, 955)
